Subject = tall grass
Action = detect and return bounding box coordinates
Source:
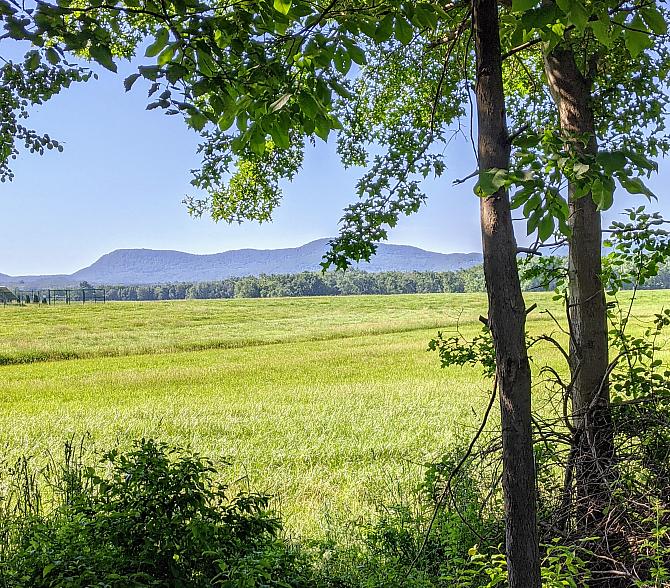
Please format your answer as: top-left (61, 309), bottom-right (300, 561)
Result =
top-left (1, 291), bottom-right (667, 537)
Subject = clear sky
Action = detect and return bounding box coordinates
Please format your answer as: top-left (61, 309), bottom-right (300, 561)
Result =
top-left (1, 59), bottom-right (669, 276)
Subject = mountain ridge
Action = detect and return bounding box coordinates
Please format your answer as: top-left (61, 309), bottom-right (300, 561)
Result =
top-left (1, 239), bottom-right (482, 288)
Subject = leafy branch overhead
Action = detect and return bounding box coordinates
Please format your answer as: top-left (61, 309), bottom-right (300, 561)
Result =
top-left (1, 0), bottom-right (668, 260)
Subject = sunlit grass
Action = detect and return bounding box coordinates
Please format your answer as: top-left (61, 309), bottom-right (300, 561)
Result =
top-left (0, 291), bottom-right (667, 537)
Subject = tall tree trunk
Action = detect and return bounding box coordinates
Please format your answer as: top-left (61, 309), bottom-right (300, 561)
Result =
top-left (473, 0), bottom-right (541, 584)
top-left (544, 47), bottom-right (613, 523)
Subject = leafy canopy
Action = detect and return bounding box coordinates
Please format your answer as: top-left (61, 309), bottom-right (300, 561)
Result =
top-left (2, 0), bottom-right (668, 263)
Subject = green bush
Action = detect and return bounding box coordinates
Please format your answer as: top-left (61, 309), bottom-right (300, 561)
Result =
top-left (0, 439), bottom-right (314, 587)
top-left (1, 436), bottom-right (665, 586)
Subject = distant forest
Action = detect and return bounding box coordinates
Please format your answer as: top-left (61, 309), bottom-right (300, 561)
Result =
top-left (101, 260), bottom-right (670, 301)
top-left (103, 267), bottom-right (485, 301)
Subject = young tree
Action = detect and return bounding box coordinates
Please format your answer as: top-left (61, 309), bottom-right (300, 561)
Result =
top-left (473, 0), bottom-right (540, 582)
top-left (505, 0), bottom-right (669, 518)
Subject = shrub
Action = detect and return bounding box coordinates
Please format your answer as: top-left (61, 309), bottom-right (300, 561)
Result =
top-left (0, 439), bottom-right (314, 587)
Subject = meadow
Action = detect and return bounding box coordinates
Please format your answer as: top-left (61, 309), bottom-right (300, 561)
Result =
top-left (0, 291), bottom-right (667, 538)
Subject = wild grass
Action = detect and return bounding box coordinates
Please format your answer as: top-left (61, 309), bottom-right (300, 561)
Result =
top-left (0, 291), bottom-right (667, 537)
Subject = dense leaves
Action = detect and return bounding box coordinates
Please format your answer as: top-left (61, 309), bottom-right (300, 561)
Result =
top-left (0, 439), bottom-right (312, 587)
top-left (2, 0), bottom-right (668, 262)
top-left (96, 266), bottom-right (485, 300)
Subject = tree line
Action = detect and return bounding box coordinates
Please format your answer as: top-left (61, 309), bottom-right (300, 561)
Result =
top-left (101, 266), bottom-right (487, 300)
top-left (99, 258), bottom-right (670, 301)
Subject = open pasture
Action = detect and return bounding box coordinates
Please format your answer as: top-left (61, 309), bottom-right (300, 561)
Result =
top-left (0, 291), bottom-right (667, 537)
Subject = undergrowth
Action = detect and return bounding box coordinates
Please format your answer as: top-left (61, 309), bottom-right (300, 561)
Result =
top-left (4, 436), bottom-right (662, 587)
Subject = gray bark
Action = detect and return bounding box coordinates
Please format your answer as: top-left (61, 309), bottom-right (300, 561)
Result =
top-left (544, 47), bottom-right (613, 521)
top-left (473, 0), bottom-right (541, 584)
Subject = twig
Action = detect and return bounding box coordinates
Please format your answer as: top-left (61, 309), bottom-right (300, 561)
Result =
top-left (406, 376), bottom-right (498, 577)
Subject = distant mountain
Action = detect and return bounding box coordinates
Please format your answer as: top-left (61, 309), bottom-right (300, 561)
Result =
top-left (0, 239), bottom-right (482, 288)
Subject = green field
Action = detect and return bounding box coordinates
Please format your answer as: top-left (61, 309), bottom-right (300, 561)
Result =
top-left (1, 291), bottom-right (667, 537)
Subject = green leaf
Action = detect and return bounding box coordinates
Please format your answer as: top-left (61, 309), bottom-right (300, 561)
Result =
top-left (26, 51), bottom-right (40, 71)
top-left (511, 0), bottom-right (539, 13)
top-left (475, 168), bottom-right (509, 197)
top-left (217, 111), bottom-right (235, 131)
top-left (640, 7), bottom-right (667, 35)
top-left (139, 65), bottom-right (160, 81)
top-left (412, 5), bottom-right (438, 30)
top-left (554, 0), bottom-right (570, 15)
top-left (590, 18), bottom-right (612, 48)
top-left (145, 28), bottom-right (169, 58)
top-left (298, 92), bottom-right (322, 118)
top-left (188, 111), bottom-right (208, 131)
top-left (538, 214), bottom-right (555, 242)
top-left (89, 44), bottom-right (117, 72)
top-left (374, 14), bottom-right (394, 42)
top-left (45, 47), bottom-right (60, 65)
top-left (249, 128), bottom-right (266, 155)
top-left (346, 42), bottom-right (367, 65)
top-left (269, 123), bottom-right (290, 149)
top-left (624, 150), bottom-right (657, 173)
top-left (330, 79), bottom-right (353, 99)
top-left (273, 0), bottom-right (291, 15)
top-left (124, 73), bottom-right (141, 92)
top-left (514, 133), bottom-right (541, 149)
top-left (197, 50), bottom-right (217, 77)
top-left (521, 4), bottom-right (560, 29)
top-left (596, 150), bottom-right (626, 174)
top-left (568, 0), bottom-right (588, 30)
top-left (314, 116), bottom-right (331, 141)
top-left (333, 48), bottom-right (351, 74)
top-left (165, 63), bottom-right (189, 84)
top-left (527, 207), bottom-right (543, 235)
top-left (359, 18), bottom-right (377, 39)
top-left (394, 16), bottom-right (413, 45)
top-left (523, 192), bottom-right (542, 216)
top-left (619, 176), bottom-right (655, 199)
top-left (591, 178), bottom-right (614, 210)
top-left (157, 44), bottom-right (175, 66)
top-left (624, 16), bottom-right (652, 58)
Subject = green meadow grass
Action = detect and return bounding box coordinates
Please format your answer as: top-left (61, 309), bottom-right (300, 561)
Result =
top-left (0, 291), bottom-right (667, 537)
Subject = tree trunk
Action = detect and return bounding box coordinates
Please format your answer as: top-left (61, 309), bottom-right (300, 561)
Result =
top-left (473, 0), bottom-right (541, 585)
top-left (544, 47), bottom-right (613, 523)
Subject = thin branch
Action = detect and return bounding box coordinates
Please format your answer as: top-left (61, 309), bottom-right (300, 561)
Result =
top-left (453, 168), bottom-right (478, 185)
top-left (501, 37), bottom-right (542, 60)
top-left (406, 376), bottom-right (498, 577)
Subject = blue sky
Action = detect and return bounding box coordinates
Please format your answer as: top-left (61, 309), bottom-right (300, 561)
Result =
top-left (1, 59), bottom-right (669, 275)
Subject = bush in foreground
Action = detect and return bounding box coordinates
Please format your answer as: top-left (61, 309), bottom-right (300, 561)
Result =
top-left (0, 439), bottom-right (313, 587)
top-left (1, 436), bottom-right (668, 587)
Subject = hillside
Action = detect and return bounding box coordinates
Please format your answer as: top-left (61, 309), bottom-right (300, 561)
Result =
top-left (0, 239), bottom-right (482, 287)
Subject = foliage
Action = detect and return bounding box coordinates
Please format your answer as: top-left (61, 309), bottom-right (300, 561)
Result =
top-left (0, 49), bottom-right (91, 182)
top-left (424, 208), bottom-right (670, 584)
top-left (99, 267), bottom-right (487, 301)
top-left (2, 0), bottom-right (668, 268)
top-left (0, 435), bottom-right (608, 588)
top-left (429, 325), bottom-right (496, 378)
top-left (603, 207), bottom-right (670, 295)
top-left (0, 439), bottom-right (313, 587)
top-left (311, 439), bottom-right (597, 587)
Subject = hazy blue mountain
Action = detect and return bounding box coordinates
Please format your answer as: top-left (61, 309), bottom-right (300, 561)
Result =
top-left (1, 239), bottom-right (482, 287)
